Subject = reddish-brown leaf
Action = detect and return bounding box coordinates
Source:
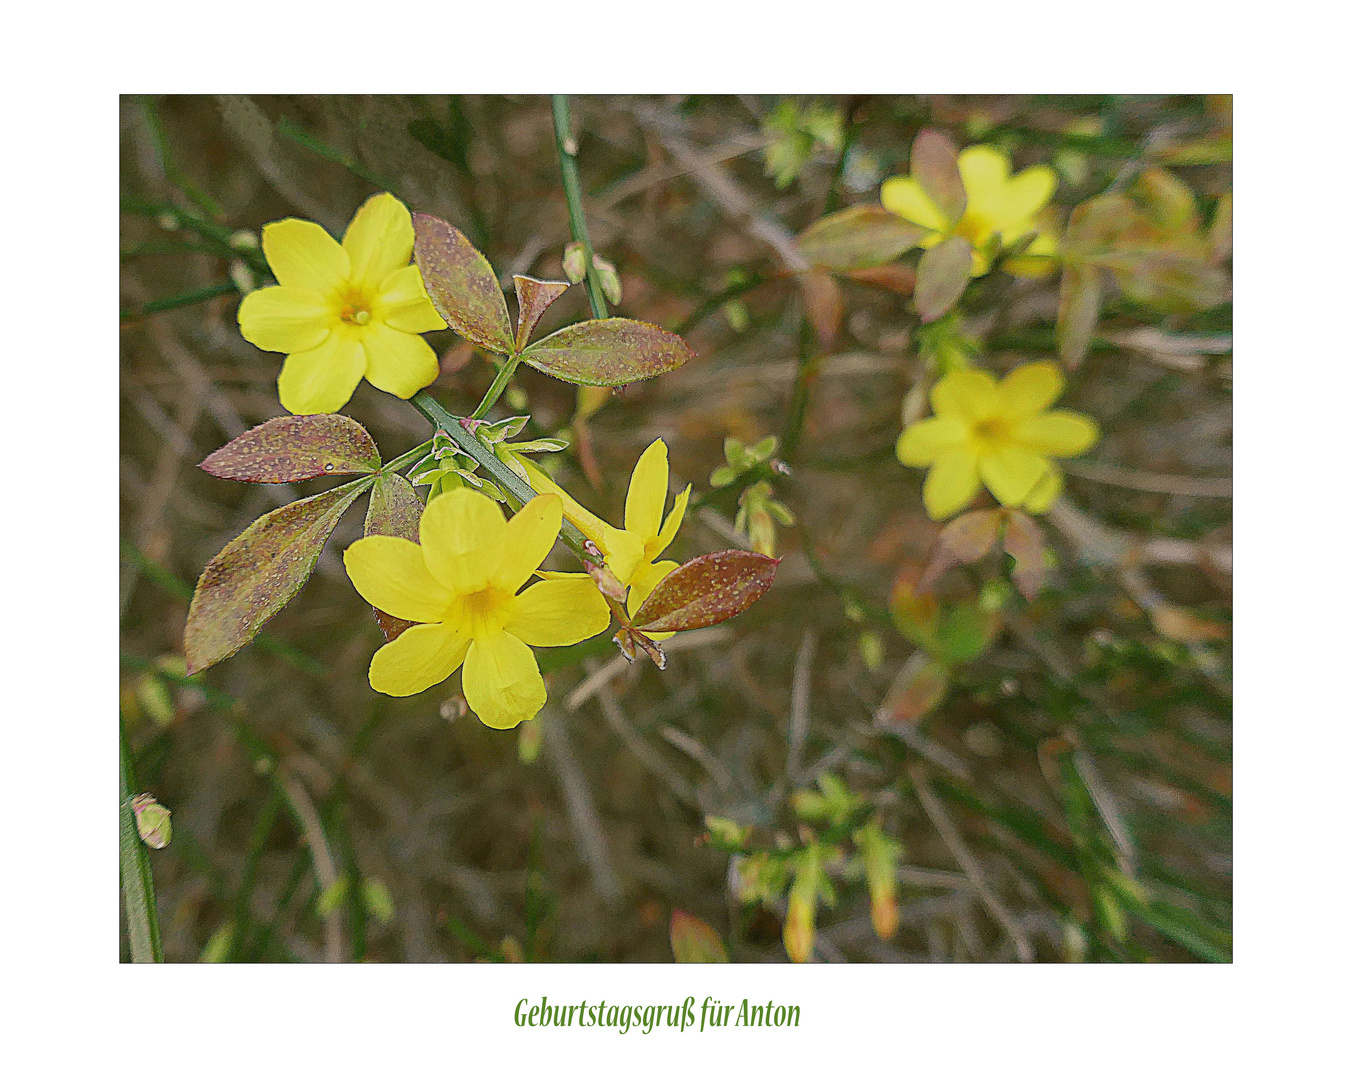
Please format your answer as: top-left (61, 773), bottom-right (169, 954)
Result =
top-left (512, 275), bottom-right (570, 352)
top-left (914, 237), bottom-right (972, 323)
top-left (845, 263), bottom-right (917, 294)
top-left (670, 910), bottom-right (729, 963)
top-left (631, 550), bottom-right (779, 634)
top-left (363, 473), bottom-right (424, 642)
top-left (184, 481), bottom-right (371, 674)
top-left (412, 213), bottom-right (513, 354)
top-left (521, 318), bottom-right (694, 387)
top-left (877, 651), bottom-right (949, 726)
top-left (1103, 250), bottom-right (1229, 314)
top-left (911, 128), bottom-right (966, 225)
top-left (797, 205), bottom-right (926, 271)
top-left (799, 271), bottom-right (843, 350)
top-left (918, 509), bottom-right (1001, 592)
top-left (1003, 510), bottom-right (1048, 600)
top-left (1057, 262), bottom-right (1103, 370)
top-left (199, 415), bottom-right (380, 483)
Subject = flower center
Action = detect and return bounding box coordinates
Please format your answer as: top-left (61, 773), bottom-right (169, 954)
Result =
top-left (339, 292), bottom-right (372, 327)
top-left (972, 416), bottom-right (1011, 450)
top-left (459, 586), bottom-right (512, 635)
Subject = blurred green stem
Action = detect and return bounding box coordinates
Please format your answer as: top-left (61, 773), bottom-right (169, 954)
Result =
top-left (550, 95), bottom-right (610, 321)
top-left (120, 718), bottom-right (163, 962)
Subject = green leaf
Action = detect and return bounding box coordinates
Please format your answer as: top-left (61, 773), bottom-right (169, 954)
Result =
top-left (199, 414), bottom-right (380, 483)
top-left (184, 480), bottom-right (371, 674)
top-left (935, 602), bottom-right (1000, 665)
top-left (363, 473), bottom-right (424, 643)
top-left (1102, 250), bottom-right (1228, 314)
top-left (521, 317), bottom-right (694, 387)
top-left (631, 550), bottom-right (779, 634)
top-left (412, 212), bottom-right (513, 354)
top-left (512, 275), bottom-right (571, 352)
top-left (911, 128), bottom-right (966, 224)
top-left (670, 910), bottom-right (729, 962)
top-left (797, 205), bottom-right (926, 271)
top-left (914, 237), bottom-right (972, 323)
top-left (1057, 261), bottom-right (1104, 369)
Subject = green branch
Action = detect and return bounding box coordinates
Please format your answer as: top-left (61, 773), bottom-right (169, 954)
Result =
top-left (120, 718), bottom-right (163, 962)
top-left (551, 95), bottom-right (610, 321)
top-left (409, 391), bottom-right (594, 561)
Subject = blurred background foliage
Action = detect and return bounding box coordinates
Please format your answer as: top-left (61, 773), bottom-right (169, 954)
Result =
top-left (120, 94), bottom-right (1231, 962)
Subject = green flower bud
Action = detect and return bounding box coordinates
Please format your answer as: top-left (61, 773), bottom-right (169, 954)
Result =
top-left (131, 793), bottom-right (172, 849)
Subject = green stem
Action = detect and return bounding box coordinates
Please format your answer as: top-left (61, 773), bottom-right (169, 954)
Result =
top-left (470, 353), bottom-right (524, 420)
top-left (550, 95), bottom-right (610, 321)
top-left (410, 390), bottom-right (593, 560)
top-left (120, 718), bottom-right (164, 963)
top-left (380, 438), bottom-right (433, 475)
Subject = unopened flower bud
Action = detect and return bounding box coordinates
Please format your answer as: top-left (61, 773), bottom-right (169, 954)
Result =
top-left (783, 883), bottom-right (816, 963)
top-left (131, 793), bottom-right (172, 849)
top-left (562, 242), bottom-right (587, 284)
top-left (592, 254), bottom-right (622, 306)
top-left (228, 229), bottom-right (259, 251)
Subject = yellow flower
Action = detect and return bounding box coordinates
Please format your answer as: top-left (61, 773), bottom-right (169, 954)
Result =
top-left (897, 361), bottom-right (1099, 520)
top-left (343, 489), bottom-right (610, 728)
top-left (512, 440), bottom-right (690, 632)
top-left (238, 193), bottom-right (447, 415)
top-left (881, 145), bottom-right (1058, 276)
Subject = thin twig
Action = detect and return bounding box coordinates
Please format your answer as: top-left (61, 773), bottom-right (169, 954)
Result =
top-left (1063, 460), bottom-right (1232, 498)
top-left (909, 765), bottom-right (1034, 963)
top-left (543, 709), bottom-right (622, 906)
top-left (786, 628), bottom-right (817, 786)
top-left (279, 773), bottom-right (343, 963)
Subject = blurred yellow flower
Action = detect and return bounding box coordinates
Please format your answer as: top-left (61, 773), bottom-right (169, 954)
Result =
top-left (238, 193), bottom-right (447, 415)
top-left (881, 146), bottom-right (1058, 277)
top-left (897, 361), bottom-right (1098, 519)
top-left (514, 440), bottom-right (690, 632)
top-left (343, 489), bottom-right (609, 729)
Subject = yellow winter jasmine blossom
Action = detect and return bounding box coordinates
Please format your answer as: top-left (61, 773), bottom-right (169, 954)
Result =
top-left (881, 145), bottom-right (1058, 277)
top-left (343, 489), bottom-right (610, 728)
top-left (238, 193), bottom-right (447, 415)
top-left (897, 361), bottom-right (1099, 520)
top-left (511, 440), bottom-right (690, 630)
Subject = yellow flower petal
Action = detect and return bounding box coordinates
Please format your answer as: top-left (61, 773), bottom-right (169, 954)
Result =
top-left (627, 559), bottom-right (679, 642)
top-left (513, 453), bottom-right (646, 583)
top-left (1013, 411), bottom-right (1099, 457)
top-left (978, 445), bottom-right (1050, 507)
top-left (237, 286), bottom-right (333, 354)
top-left (277, 332), bottom-right (365, 415)
top-left (376, 264), bottom-right (448, 333)
top-left (261, 219), bottom-right (349, 295)
top-left (897, 415), bottom-right (968, 466)
top-left (988, 165), bottom-right (1057, 236)
top-left (1023, 462), bottom-right (1063, 513)
top-left (514, 454), bottom-right (610, 548)
top-left (419, 488), bottom-right (506, 594)
top-left (361, 321), bottom-right (440, 399)
top-left (653, 484), bottom-right (691, 559)
top-left (923, 448), bottom-right (980, 520)
top-left (462, 629), bottom-right (546, 729)
top-left (880, 177), bottom-right (946, 233)
top-left (627, 557), bottom-right (678, 615)
top-left (495, 494), bottom-right (562, 594)
top-left (343, 192), bottom-right (415, 291)
top-left (368, 621), bottom-right (470, 697)
top-left (957, 146), bottom-right (1012, 213)
top-left (504, 577), bottom-right (610, 646)
top-left (343, 535), bottom-right (453, 623)
top-left (999, 361), bottom-right (1064, 418)
top-left (624, 439), bottom-right (670, 542)
top-left (932, 368), bottom-right (999, 422)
